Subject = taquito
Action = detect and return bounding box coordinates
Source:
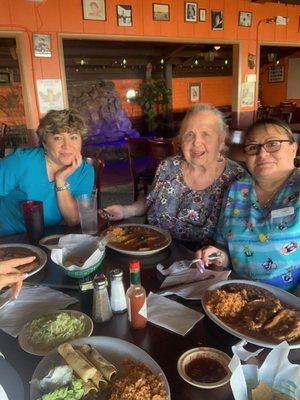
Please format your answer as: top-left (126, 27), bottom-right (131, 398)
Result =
top-left (79, 344), bottom-right (117, 381)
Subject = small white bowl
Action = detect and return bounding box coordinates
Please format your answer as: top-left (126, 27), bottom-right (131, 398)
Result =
top-left (39, 235), bottom-right (63, 250)
top-left (177, 347), bottom-right (231, 389)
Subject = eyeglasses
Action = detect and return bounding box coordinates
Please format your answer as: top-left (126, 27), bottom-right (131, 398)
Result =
top-left (243, 140), bottom-right (293, 155)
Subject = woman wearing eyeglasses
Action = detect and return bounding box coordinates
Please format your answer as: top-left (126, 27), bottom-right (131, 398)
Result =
top-left (197, 118), bottom-right (300, 291)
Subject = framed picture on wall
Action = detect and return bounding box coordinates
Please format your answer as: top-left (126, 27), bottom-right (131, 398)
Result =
top-left (117, 5), bottom-right (132, 26)
top-left (82, 0), bottom-right (106, 21)
top-left (238, 11), bottom-right (252, 27)
top-left (269, 65), bottom-right (285, 83)
top-left (0, 70), bottom-right (13, 85)
top-left (184, 2), bottom-right (197, 22)
top-left (33, 33), bottom-right (51, 57)
top-left (211, 10), bottom-right (223, 30)
top-left (189, 83), bottom-right (200, 103)
top-left (153, 3), bottom-right (170, 21)
top-left (199, 8), bottom-right (206, 22)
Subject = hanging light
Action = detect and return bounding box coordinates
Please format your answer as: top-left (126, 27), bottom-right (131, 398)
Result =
top-left (214, 45), bottom-right (221, 51)
top-left (160, 58), bottom-right (164, 64)
top-left (194, 59), bottom-right (199, 65)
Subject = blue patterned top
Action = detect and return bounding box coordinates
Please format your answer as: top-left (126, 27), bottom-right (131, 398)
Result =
top-left (146, 154), bottom-right (245, 247)
top-left (215, 170), bottom-right (300, 291)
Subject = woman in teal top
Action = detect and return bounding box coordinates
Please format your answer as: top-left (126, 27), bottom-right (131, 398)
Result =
top-left (197, 118), bottom-right (300, 291)
top-left (0, 109), bottom-right (94, 235)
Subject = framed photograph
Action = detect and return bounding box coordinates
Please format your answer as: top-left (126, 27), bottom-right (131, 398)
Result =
top-left (117, 5), bottom-right (132, 26)
top-left (153, 3), bottom-right (170, 21)
top-left (0, 70), bottom-right (13, 85)
top-left (82, 0), bottom-right (106, 21)
top-left (189, 83), bottom-right (200, 103)
top-left (184, 2), bottom-right (197, 22)
top-left (211, 10), bottom-right (223, 30)
top-left (199, 8), bottom-right (206, 22)
top-left (33, 33), bottom-right (51, 58)
top-left (238, 11), bottom-right (252, 27)
top-left (269, 65), bottom-right (285, 83)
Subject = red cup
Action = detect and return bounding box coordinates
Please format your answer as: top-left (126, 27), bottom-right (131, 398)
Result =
top-left (21, 201), bottom-right (44, 244)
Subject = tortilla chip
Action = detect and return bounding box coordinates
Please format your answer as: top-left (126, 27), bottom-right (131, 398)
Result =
top-left (252, 381), bottom-right (274, 400)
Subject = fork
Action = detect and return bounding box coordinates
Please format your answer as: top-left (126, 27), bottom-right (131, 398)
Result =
top-left (177, 251), bottom-right (222, 273)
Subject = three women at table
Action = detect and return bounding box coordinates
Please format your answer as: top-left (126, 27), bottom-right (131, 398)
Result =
top-left (106, 103), bottom-right (245, 250)
top-left (198, 118), bottom-right (300, 291)
top-left (0, 109), bottom-right (94, 235)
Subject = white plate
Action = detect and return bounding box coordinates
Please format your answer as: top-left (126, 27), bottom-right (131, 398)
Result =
top-left (18, 310), bottom-right (94, 356)
top-left (39, 235), bottom-right (63, 250)
top-left (202, 279), bottom-right (300, 349)
top-left (30, 336), bottom-right (171, 400)
top-left (0, 243), bottom-right (47, 278)
top-left (106, 223), bottom-right (171, 256)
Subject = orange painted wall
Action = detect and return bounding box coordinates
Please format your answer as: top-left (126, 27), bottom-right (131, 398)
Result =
top-left (0, 0), bottom-right (300, 128)
top-left (0, 83), bottom-right (26, 125)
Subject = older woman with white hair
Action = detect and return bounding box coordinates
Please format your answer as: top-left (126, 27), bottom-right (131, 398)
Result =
top-left (105, 103), bottom-right (245, 250)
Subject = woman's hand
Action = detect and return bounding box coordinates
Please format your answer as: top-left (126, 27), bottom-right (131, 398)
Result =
top-left (195, 245), bottom-right (228, 269)
top-left (0, 256), bottom-right (36, 299)
top-left (104, 205), bottom-right (126, 221)
top-left (54, 152), bottom-right (82, 185)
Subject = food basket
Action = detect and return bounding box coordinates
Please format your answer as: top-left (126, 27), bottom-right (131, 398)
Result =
top-left (62, 250), bottom-right (105, 279)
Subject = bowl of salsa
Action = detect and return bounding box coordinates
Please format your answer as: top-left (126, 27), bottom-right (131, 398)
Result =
top-left (177, 347), bottom-right (231, 389)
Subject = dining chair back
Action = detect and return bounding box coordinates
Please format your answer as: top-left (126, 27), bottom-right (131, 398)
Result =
top-left (280, 101), bottom-right (297, 124)
top-left (85, 157), bottom-right (105, 208)
top-left (125, 137), bottom-right (156, 201)
top-left (148, 138), bottom-right (177, 166)
top-left (0, 123), bottom-right (8, 158)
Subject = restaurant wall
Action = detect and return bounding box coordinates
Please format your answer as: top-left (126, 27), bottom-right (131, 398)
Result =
top-left (0, 0), bottom-right (300, 129)
top-left (0, 83), bottom-right (26, 125)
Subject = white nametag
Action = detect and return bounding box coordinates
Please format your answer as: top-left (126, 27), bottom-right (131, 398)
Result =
top-left (271, 207), bottom-right (294, 219)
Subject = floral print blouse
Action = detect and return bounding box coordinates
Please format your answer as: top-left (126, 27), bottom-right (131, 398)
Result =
top-left (146, 154), bottom-right (245, 247)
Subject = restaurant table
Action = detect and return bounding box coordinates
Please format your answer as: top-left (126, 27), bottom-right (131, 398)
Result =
top-left (0, 227), bottom-right (300, 400)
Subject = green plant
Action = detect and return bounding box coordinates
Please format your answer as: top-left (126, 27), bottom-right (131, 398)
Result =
top-left (138, 79), bottom-right (171, 132)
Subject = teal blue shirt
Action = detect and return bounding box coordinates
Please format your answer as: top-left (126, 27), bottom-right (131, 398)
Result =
top-left (0, 147), bottom-right (94, 235)
top-left (215, 170), bottom-right (300, 291)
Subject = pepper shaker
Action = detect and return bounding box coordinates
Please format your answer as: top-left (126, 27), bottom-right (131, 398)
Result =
top-left (110, 269), bottom-right (127, 314)
top-left (92, 274), bottom-right (112, 323)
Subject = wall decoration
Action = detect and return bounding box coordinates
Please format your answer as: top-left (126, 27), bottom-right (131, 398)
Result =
top-left (269, 65), bottom-right (284, 83)
top-left (241, 82), bottom-right (255, 107)
top-left (199, 8), bottom-right (206, 22)
top-left (211, 10), bottom-right (223, 30)
top-left (189, 83), bottom-right (200, 103)
top-left (248, 53), bottom-right (255, 69)
top-left (238, 11), bottom-right (252, 27)
top-left (153, 3), bottom-right (170, 21)
top-left (33, 33), bottom-right (51, 57)
top-left (184, 2), bottom-right (197, 22)
top-left (117, 5), bottom-right (132, 26)
top-left (82, 0), bottom-right (106, 20)
top-left (0, 70), bottom-right (13, 85)
top-left (37, 79), bottom-right (64, 114)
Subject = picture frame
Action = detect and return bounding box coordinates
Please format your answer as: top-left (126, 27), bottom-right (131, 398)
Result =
top-left (33, 33), bottom-right (51, 58)
top-left (211, 10), bottom-right (223, 30)
top-left (117, 5), bottom-right (132, 26)
top-left (189, 83), bottom-right (200, 103)
top-left (199, 8), bottom-right (206, 22)
top-left (153, 3), bottom-right (170, 21)
top-left (0, 70), bottom-right (13, 85)
top-left (184, 2), bottom-right (197, 23)
top-left (82, 0), bottom-right (106, 21)
top-left (268, 65), bottom-right (285, 83)
top-left (238, 11), bottom-right (252, 27)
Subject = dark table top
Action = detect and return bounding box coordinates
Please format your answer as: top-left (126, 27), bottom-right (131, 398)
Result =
top-left (0, 227), bottom-right (299, 400)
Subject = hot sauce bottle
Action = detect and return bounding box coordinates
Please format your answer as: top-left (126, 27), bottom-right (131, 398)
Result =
top-left (126, 260), bottom-right (147, 329)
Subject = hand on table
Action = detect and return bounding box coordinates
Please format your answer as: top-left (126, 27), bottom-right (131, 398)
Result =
top-left (104, 205), bottom-right (126, 221)
top-left (0, 256), bottom-right (36, 299)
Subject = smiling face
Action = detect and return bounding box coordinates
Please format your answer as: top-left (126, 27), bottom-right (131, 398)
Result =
top-left (180, 111), bottom-right (224, 169)
top-left (244, 124), bottom-right (297, 179)
top-left (43, 131), bottom-right (82, 167)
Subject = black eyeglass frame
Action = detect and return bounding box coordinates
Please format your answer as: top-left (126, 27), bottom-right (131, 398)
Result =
top-left (243, 139), bottom-right (294, 155)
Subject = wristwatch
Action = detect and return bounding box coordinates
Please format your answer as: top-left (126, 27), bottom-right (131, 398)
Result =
top-left (55, 182), bottom-right (70, 192)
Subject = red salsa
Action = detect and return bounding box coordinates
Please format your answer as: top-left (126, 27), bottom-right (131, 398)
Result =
top-left (185, 356), bottom-right (228, 383)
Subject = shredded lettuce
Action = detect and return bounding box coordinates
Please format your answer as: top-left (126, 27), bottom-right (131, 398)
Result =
top-left (37, 378), bottom-right (85, 400)
top-left (26, 312), bottom-right (86, 350)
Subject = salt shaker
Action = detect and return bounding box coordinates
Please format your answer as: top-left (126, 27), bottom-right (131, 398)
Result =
top-left (110, 269), bottom-right (127, 314)
top-left (92, 274), bottom-right (112, 323)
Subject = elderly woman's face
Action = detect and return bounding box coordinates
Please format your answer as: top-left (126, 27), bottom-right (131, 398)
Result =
top-left (244, 124), bottom-right (297, 179)
top-left (43, 131), bottom-right (82, 167)
top-left (180, 111), bottom-right (224, 168)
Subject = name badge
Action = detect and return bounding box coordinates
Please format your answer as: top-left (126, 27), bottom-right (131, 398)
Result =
top-left (271, 207), bottom-right (294, 219)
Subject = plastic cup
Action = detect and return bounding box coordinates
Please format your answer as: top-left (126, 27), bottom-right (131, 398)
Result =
top-left (21, 200), bottom-right (45, 244)
top-left (76, 193), bottom-right (98, 234)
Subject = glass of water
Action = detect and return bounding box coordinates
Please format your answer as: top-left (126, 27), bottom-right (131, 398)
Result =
top-left (76, 193), bottom-right (98, 234)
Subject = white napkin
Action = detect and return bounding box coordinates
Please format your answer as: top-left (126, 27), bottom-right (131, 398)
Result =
top-left (147, 292), bottom-right (204, 336)
top-left (158, 269), bottom-right (231, 300)
top-left (0, 286), bottom-right (78, 337)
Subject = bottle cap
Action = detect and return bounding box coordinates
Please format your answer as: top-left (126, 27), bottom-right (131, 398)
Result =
top-left (110, 268), bottom-right (123, 279)
top-left (93, 273), bottom-right (107, 288)
top-left (129, 260), bottom-right (140, 271)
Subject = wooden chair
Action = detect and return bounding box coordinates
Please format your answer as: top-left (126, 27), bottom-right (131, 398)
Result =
top-left (85, 157), bottom-right (105, 208)
top-left (148, 138), bottom-right (177, 167)
top-left (0, 123), bottom-right (8, 158)
top-left (280, 101), bottom-right (297, 124)
top-left (125, 137), bottom-right (156, 201)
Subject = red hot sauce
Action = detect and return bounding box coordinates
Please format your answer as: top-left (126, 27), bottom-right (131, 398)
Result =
top-left (126, 260), bottom-right (147, 329)
top-left (186, 356), bottom-right (228, 383)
